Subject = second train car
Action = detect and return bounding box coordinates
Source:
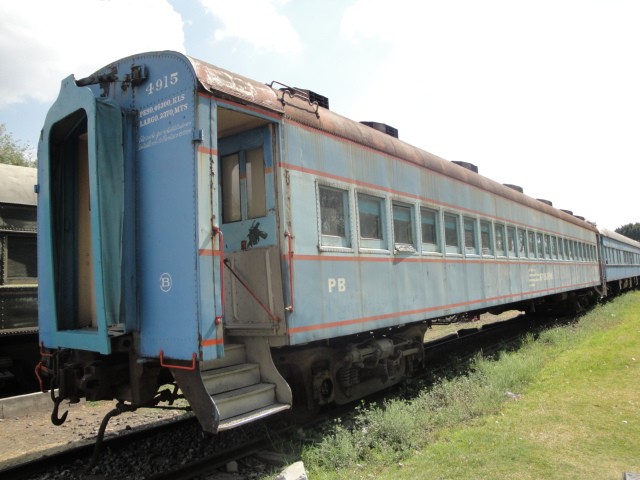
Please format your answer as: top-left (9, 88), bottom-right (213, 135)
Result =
top-left (36, 51), bottom-right (635, 432)
top-left (0, 163), bottom-right (38, 394)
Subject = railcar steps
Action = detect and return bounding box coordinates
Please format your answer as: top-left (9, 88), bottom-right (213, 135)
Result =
top-left (172, 342), bottom-right (291, 433)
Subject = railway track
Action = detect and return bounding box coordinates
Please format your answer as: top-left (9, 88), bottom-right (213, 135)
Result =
top-left (0, 312), bottom-right (560, 480)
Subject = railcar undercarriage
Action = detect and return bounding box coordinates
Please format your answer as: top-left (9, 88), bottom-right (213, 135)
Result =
top-left (274, 323), bottom-right (429, 409)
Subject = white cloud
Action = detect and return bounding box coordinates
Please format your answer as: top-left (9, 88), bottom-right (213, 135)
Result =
top-left (0, 0), bottom-right (185, 108)
top-left (199, 0), bottom-right (302, 54)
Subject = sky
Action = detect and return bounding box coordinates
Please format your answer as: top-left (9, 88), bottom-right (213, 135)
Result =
top-left (1, 0), bottom-right (638, 230)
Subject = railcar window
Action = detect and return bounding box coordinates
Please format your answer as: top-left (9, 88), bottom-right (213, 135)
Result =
top-left (517, 229), bottom-right (527, 257)
top-left (481, 220), bottom-right (493, 255)
top-left (464, 217), bottom-right (478, 255)
top-left (495, 224), bottom-right (506, 256)
top-left (544, 235), bottom-right (551, 258)
top-left (528, 231), bottom-right (536, 258)
top-left (358, 193), bottom-right (387, 250)
top-left (552, 236), bottom-right (559, 260)
top-left (420, 207), bottom-right (440, 253)
top-left (536, 233), bottom-right (544, 258)
top-left (444, 213), bottom-right (461, 254)
top-left (221, 153), bottom-right (241, 222)
top-left (246, 148), bottom-right (267, 218)
top-left (221, 148), bottom-right (267, 223)
top-left (5, 235), bottom-right (37, 285)
top-left (319, 185), bottom-right (350, 248)
top-left (557, 237), bottom-right (563, 259)
top-left (393, 203), bottom-right (415, 251)
top-left (507, 227), bottom-right (517, 257)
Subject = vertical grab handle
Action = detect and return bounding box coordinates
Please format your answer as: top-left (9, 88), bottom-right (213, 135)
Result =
top-left (213, 226), bottom-right (224, 325)
top-left (285, 231), bottom-right (295, 313)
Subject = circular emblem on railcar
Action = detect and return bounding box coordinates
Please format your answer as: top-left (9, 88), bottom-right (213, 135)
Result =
top-left (159, 273), bottom-right (172, 293)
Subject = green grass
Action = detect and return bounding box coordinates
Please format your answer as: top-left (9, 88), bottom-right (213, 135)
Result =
top-left (293, 292), bottom-right (640, 480)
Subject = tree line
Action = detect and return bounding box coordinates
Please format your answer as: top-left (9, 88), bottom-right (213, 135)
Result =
top-left (0, 123), bottom-right (36, 167)
top-left (615, 223), bottom-right (640, 242)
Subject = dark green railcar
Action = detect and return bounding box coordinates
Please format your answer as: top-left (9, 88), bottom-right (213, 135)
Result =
top-left (0, 163), bottom-right (38, 394)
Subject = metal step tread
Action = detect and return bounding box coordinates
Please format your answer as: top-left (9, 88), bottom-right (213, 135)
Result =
top-left (201, 363), bottom-right (261, 395)
top-left (211, 382), bottom-right (276, 403)
top-left (201, 362), bottom-right (259, 377)
top-left (200, 344), bottom-right (246, 370)
top-left (217, 403), bottom-right (291, 432)
top-left (213, 382), bottom-right (280, 421)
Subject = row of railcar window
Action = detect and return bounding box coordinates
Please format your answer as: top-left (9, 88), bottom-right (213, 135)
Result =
top-left (602, 246), bottom-right (640, 266)
top-left (317, 183), bottom-right (597, 262)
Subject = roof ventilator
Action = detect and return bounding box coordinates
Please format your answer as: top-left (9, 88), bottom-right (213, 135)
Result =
top-left (269, 81), bottom-right (328, 118)
top-left (504, 184), bottom-right (524, 193)
top-left (451, 161), bottom-right (478, 173)
top-left (360, 121), bottom-right (399, 138)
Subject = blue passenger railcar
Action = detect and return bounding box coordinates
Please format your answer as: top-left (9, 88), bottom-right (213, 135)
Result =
top-left (598, 227), bottom-right (640, 293)
top-left (37, 51), bottom-right (604, 434)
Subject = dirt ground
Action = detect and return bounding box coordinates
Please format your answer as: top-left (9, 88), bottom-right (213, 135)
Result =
top-left (0, 398), bottom-right (184, 469)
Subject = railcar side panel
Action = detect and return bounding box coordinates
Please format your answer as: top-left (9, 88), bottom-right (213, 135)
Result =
top-left (282, 121), bottom-right (600, 344)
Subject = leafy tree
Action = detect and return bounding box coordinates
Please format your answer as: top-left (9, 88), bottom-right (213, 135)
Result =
top-left (615, 223), bottom-right (640, 242)
top-left (0, 123), bottom-right (36, 167)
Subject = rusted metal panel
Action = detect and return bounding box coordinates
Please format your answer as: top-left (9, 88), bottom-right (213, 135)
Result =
top-left (187, 56), bottom-right (284, 114)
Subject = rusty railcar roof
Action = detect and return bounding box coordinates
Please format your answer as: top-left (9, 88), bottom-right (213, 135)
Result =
top-left (187, 56), bottom-right (284, 114)
top-left (187, 54), bottom-right (596, 233)
top-left (0, 163), bottom-right (37, 206)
